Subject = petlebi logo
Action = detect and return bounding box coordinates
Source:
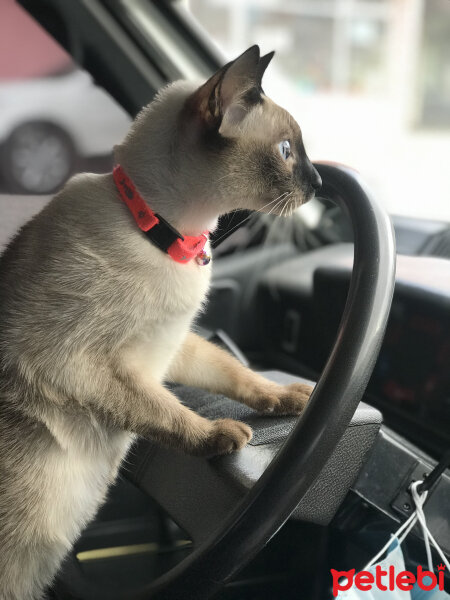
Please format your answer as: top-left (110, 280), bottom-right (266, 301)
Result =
top-left (331, 564), bottom-right (446, 597)
top-left (329, 480), bottom-right (450, 598)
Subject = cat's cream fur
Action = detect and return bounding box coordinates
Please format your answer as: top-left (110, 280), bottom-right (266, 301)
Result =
top-left (0, 46), bottom-right (320, 599)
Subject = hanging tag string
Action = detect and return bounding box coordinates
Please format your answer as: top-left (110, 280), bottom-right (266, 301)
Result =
top-left (362, 480), bottom-right (450, 573)
top-left (410, 481), bottom-right (450, 572)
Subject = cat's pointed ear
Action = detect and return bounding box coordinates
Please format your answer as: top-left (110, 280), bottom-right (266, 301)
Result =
top-left (186, 45), bottom-right (261, 130)
top-left (219, 45), bottom-right (261, 111)
top-left (256, 51), bottom-right (275, 86)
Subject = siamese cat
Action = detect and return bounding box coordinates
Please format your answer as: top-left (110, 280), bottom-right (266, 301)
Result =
top-left (0, 46), bottom-right (321, 599)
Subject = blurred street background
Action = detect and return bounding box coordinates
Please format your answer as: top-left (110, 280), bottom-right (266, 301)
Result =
top-left (189, 0), bottom-right (450, 221)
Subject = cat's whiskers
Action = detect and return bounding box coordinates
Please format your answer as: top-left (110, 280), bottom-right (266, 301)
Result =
top-left (213, 192), bottom-right (290, 245)
top-left (262, 191), bottom-right (291, 216)
top-left (267, 196), bottom-right (288, 217)
top-left (263, 192), bottom-right (291, 218)
top-left (257, 191), bottom-right (289, 213)
top-left (279, 192), bottom-right (294, 218)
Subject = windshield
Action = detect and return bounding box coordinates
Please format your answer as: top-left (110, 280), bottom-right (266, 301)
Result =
top-left (187, 0), bottom-right (450, 222)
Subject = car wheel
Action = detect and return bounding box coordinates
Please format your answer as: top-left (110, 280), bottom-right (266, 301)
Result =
top-left (0, 122), bottom-right (75, 194)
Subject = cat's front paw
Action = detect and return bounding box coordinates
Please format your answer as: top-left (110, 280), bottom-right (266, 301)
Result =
top-left (262, 383), bottom-right (314, 416)
top-left (200, 419), bottom-right (252, 457)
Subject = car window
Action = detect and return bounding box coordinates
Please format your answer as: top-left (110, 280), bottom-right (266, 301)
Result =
top-left (187, 0), bottom-right (450, 222)
top-left (0, 0), bottom-right (131, 251)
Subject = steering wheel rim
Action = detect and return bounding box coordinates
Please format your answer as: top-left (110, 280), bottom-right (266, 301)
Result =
top-left (55, 162), bottom-right (396, 600)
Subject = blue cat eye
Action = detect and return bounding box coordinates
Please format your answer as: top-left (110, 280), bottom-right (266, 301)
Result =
top-left (278, 140), bottom-right (291, 160)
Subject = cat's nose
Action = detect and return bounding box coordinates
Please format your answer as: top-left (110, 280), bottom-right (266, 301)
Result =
top-left (311, 168), bottom-right (322, 190)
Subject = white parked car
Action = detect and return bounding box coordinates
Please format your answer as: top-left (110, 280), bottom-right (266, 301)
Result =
top-left (0, 68), bottom-right (131, 194)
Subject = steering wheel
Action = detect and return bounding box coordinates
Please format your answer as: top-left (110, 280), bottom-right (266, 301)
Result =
top-left (54, 163), bottom-right (396, 600)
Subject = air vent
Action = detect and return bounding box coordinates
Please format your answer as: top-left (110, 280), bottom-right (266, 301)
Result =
top-left (421, 229), bottom-right (450, 258)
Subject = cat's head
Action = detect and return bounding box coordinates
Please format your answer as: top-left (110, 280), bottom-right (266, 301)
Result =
top-left (182, 45), bottom-right (321, 215)
top-left (115, 46), bottom-right (321, 233)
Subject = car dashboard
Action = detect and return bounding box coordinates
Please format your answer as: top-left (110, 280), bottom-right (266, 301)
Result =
top-left (253, 245), bottom-right (450, 457)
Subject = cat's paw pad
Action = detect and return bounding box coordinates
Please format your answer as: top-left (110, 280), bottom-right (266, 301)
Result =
top-left (203, 419), bottom-right (252, 457)
top-left (267, 383), bottom-right (314, 416)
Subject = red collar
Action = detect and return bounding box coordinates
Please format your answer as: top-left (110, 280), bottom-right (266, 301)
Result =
top-left (113, 165), bottom-right (210, 265)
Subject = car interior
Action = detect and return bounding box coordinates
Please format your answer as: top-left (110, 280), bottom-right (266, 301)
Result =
top-left (1, 1), bottom-right (449, 599)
